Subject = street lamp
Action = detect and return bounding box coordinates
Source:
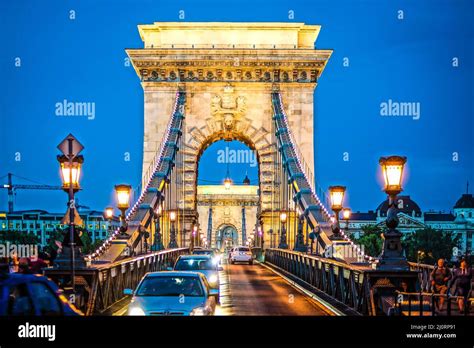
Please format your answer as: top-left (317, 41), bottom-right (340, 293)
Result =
top-left (104, 206), bottom-right (114, 236)
top-left (278, 212), bottom-right (288, 249)
top-left (294, 210), bottom-right (306, 252)
top-left (377, 155), bottom-right (409, 270)
top-left (257, 226), bottom-right (263, 248)
top-left (224, 163), bottom-right (232, 190)
top-left (329, 185), bottom-right (346, 240)
top-left (114, 184), bottom-right (131, 237)
top-left (152, 201), bottom-right (164, 251)
top-left (342, 208), bottom-right (351, 234)
top-left (224, 177), bottom-right (232, 190)
top-left (56, 153), bottom-right (85, 290)
top-left (104, 206), bottom-right (114, 220)
top-left (168, 210), bottom-right (178, 248)
top-left (58, 155), bottom-right (83, 193)
top-left (192, 224), bottom-right (198, 249)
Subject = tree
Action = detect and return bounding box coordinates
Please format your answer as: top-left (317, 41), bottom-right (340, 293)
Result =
top-left (351, 224), bottom-right (383, 257)
top-left (402, 228), bottom-right (460, 265)
top-left (49, 226), bottom-right (103, 255)
top-left (0, 230), bottom-right (39, 245)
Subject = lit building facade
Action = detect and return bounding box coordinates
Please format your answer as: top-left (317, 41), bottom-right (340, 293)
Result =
top-left (0, 209), bottom-right (119, 247)
top-left (343, 193), bottom-right (474, 256)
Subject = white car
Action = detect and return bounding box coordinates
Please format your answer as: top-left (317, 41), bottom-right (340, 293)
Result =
top-left (229, 246), bottom-right (253, 265)
top-left (124, 271), bottom-right (218, 316)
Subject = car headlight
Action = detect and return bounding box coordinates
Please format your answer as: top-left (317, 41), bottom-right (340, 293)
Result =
top-left (208, 274), bottom-right (218, 284)
top-left (190, 307), bottom-right (207, 316)
top-left (128, 306), bottom-right (145, 316)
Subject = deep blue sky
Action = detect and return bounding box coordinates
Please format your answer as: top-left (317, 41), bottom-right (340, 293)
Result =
top-left (0, 0), bottom-right (472, 214)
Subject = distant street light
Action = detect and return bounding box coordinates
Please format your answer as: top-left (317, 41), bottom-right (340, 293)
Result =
top-left (224, 177), bottom-right (232, 190)
top-left (377, 155), bottom-right (409, 270)
top-left (104, 206), bottom-right (114, 219)
top-left (192, 224), bottom-right (198, 249)
top-left (224, 163), bottom-right (232, 190)
top-left (278, 212), bottom-right (288, 249)
top-left (114, 184), bottom-right (131, 237)
top-left (329, 185), bottom-right (346, 240)
top-left (168, 210), bottom-right (178, 248)
top-left (257, 225), bottom-right (263, 248)
top-left (104, 206), bottom-right (114, 236)
top-left (342, 208), bottom-right (351, 233)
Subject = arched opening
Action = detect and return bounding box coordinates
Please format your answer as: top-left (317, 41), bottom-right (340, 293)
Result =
top-left (195, 139), bottom-right (260, 249)
top-left (216, 224), bottom-right (239, 250)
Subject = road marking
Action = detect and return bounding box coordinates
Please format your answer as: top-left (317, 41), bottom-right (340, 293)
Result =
top-left (258, 261), bottom-right (345, 316)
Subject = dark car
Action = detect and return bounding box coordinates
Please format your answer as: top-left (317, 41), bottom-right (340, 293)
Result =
top-left (0, 273), bottom-right (82, 316)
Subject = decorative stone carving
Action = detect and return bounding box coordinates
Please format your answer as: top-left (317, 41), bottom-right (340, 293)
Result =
top-left (211, 85), bottom-right (247, 133)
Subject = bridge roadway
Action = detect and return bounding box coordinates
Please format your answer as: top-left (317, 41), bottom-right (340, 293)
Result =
top-left (112, 260), bottom-right (331, 316)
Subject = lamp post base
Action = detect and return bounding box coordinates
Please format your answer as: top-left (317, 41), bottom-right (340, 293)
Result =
top-left (54, 246), bottom-right (86, 269)
top-left (294, 233), bottom-right (307, 252)
top-left (377, 229), bottom-right (409, 271)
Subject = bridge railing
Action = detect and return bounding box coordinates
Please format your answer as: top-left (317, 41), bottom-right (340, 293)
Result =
top-left (89, 92), bottom-right (185, 262)
top-left (264, 248), bottom-right (372, 315)
top-left (408, 261), bottom-right (435, 292)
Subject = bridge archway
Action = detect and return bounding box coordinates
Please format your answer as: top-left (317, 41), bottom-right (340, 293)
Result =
top-left (215, 224), bottom-right (239, 250)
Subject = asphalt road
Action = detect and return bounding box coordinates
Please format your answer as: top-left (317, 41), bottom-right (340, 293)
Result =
top-left (221, 262), bottom-right (329, 316)
top-left (114, 261), bottom-right (330, 316)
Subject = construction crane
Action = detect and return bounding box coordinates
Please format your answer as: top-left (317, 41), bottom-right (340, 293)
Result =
top-left (1, 173), bottom-right (63, 213)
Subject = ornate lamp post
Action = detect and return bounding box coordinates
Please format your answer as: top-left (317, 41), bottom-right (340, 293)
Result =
top-left (329, 186), bottom-right (346, 240)
top-left (104, 206), bottom-right (114, 236)
top-left (192, 225), bottom-right (198, 249)
top-left (377, 155), bottom-right (409, 270)
top-left (152, 203), bottom-right (164, 251)
top-left (278, 212), bottom-right (288, 249)
top-left (168, 210), bottom-right (178, 248)
top-left (342, 208), bottom-right (351, 234)
top-left (257, 226), bottom-right (263, 248)
top-left (294, 211), bottom-right (307, 252)
top-left (57, 153), bottom-right (85, 289)
top-left (114, 184), bottom-right (131, 237)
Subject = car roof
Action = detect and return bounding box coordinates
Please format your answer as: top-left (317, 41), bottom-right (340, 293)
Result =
top-left (145, 271), bottom-right (203, 278)
top-left (178, 255), bottom-right (212, 260)
top-left (0, 273), bottom-right (50, 285)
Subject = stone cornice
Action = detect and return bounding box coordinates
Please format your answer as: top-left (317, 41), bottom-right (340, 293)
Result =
top-left (127, 48), bottom-right (331, 84)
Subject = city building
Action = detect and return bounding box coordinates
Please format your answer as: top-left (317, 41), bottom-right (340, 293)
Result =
top-left (343, 192), bottom-right (474, 256)
top-left (0, 209), bottom-right (119, 247)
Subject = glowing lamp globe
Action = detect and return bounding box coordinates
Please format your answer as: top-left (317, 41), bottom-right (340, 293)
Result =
top-left (115, 184), bottom-right (132, 210)
top-left (379, 156), bottom-right (406, 196)
top-left (329, 186), bottom-right (346, 212)
top-left (342, 208), bottom-right (351, 220)
top-left (104, 207), bottom-right (114, 219)
top-left (57, 155), bottom-right (84, 192)
top-left (170, 211), bottom-right (177, 222)
top-left (224, 177), bottom-right (232, 190)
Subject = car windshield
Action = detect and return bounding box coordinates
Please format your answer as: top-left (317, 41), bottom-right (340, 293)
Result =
top-left (237, 247), bottom-right (250, 252)
top-left (175, 258), bottom-right (215, 271)
top-left (136, 276), bottom-right (204, 297)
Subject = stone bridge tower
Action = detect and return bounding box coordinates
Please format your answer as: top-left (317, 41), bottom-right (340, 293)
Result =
top-left (127, 22), bottom-right (331, 246)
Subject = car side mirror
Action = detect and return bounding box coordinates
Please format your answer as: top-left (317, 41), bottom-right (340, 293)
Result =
top-left (209, 289), bottom-right (219, 298)
top-left (166, 267), bottom-right (173, 271)
top-left (123, 288), bottom-right (133, 296)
